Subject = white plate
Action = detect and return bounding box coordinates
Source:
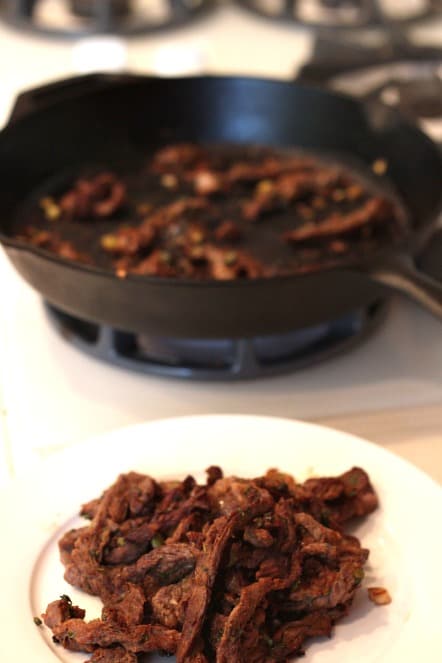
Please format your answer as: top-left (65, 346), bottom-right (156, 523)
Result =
top-left (1, 415), bottom-right (441, 662)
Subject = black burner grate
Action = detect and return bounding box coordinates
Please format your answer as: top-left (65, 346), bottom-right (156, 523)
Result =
top-left (45, 300), bottom-right (388, 380)
top-left (296, 37), bottom-right (442, 140)
top-left (236, 0), bottom-right (442, 30)
top-left (0, 0), bottom-right (214, 38)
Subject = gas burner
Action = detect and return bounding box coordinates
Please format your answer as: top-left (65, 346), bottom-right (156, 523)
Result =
top-left (45, 300), bottom-right (388, 380)
top-left (297, 38), bottom-right (442, 141)
top-left (0, 0), bottom-right (214, 38)
top-left (236, 0), bottom-right (441, 29)
top-left (331, 60), bottom-right (442, 119)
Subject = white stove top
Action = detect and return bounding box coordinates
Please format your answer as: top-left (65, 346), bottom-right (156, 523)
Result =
top-left (0, 2), bottom-right (441, 487)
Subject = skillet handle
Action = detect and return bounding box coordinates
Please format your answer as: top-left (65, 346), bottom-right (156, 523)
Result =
top-left (366, 253), bottom-right (442, 319)
top-left (8, 73), bottom-right (143, 125)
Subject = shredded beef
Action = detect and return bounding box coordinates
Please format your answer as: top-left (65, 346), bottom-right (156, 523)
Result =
top-left (41, 464), bottom-right (379, 661)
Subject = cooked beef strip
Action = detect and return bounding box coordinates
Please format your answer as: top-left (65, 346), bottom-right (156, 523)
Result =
top-left (216, 578), bottom-right (275, 663)
top-left (89, 646), bottom-right (138, 663)
top-left (283, 197), bottom-right (395, 243)
top-left (207, 477), bottom-right (274, 517)
top-left (177, 515), bottom-right (240, 662)
top-left (151, 576), bottom-right (193, 629)
top-left (101, 583), bottom-right (145, 627)
top-left (59, 173), bottom-right (126, 220)
top-left (51, 619), bottom-right (179, 654)
top-left (271, 611), bottom-right (334, 660)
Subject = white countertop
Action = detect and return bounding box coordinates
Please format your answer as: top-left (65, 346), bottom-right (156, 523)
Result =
top-left (0, 2), bottom-right (440, 490)
top-left (0, 246), bottom-right (440, 486)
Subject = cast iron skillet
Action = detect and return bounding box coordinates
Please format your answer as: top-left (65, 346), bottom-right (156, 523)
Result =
top-left (0, 73), bottom-right (441, 338)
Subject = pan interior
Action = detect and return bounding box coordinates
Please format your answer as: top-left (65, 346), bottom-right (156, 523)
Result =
top-left (10, 142), bottom-right (409, 278)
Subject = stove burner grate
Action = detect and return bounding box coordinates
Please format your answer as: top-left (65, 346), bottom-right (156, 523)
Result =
top-left (236, 0), bottom-right (441, 30)
top-left (45, 299), bottom-right (388, 380)
top-left (0, 0), bottom-right (214, 38)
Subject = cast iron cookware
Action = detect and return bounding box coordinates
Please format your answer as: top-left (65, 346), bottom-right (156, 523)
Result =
top-left (0, 73), bottom-right (441, 338)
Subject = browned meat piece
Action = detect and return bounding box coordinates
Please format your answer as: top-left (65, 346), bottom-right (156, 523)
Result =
top-left (243, 525), bottom-right (274, 548)
top-left (103, 521), bottom-right (158, 565)
top-left (256, 553), bottom-right (289, 581)
top-left (21, 228), bottom-right (91, 264)
top-left (204, 246), bottom-right (265, 280)
top-left (101, 583), bottom-right (145, 627)
top-left (287, 555), bottom-right (367, 612)
top-left (153, 481), bottom-right (211, 533)
top-left (206, 465), bottom-right (223, 485)
top-left (214, 220), bottom-right (243, 242)
top-left (272, 611), bottom-right (333, 659)
top-left (120, 543), bottom-right (197, 588)
top-left (151, 575), bottom-right (193, 629)
top-left (186, 154), bottom-right (317, 198)
top-left (258, 468), bottom-right (299, 496)
top-left (141, 197), bottom-right (209, 232)
top-left (284, 197), bottom-right (395, 243)
top-left (208, 477), bottom-right (274, 517)
top-left (80, 498), bottom-right (101, 520)
top-left (151, 143), bottom-right (205, 173)
top-left (216, 578), bottom-right (274, 663)
top-left (86, 472), bottom-right (158, 525)
top-left (130, 249), bottom-right (179, 277)
top-left (304, 466), bottom-right (379, 525)
top-left (177, 515), bottom-right (239, 662)
top-left (63, 530), bottom-right (109, 597)
top-left (166, 513), bottom-right (204, 544)
top-left (42, 597), bottom-right (85, 629)
top-left (59, 173), bottom-right (126, 219)
top-left (89, 646), bottom-right (137, 663)
top-left (101, 224), bottom-right (156, 256)
top-left (242, 170), bottom-right (342, 221)
top-left (59, 527), bottom-right (88, 565)
top-left (226, 156), bottom-right (315, 184)
top-left (52, 618), bottom-right (179, 654)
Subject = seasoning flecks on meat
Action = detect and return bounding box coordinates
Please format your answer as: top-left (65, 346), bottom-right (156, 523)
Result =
top-left (43, 464), bottom-right (380, 662)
